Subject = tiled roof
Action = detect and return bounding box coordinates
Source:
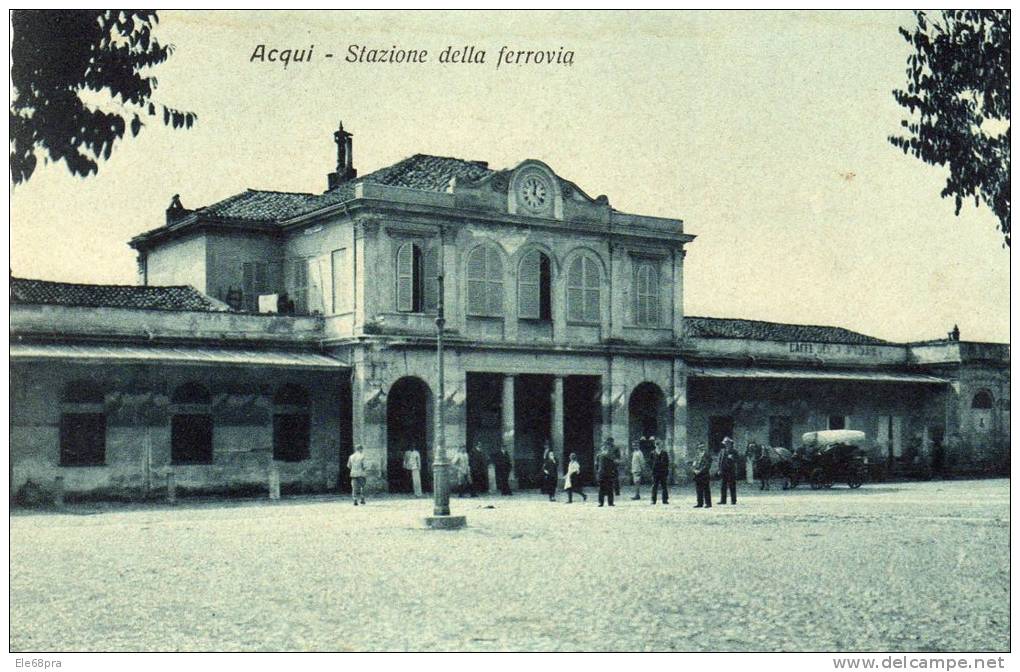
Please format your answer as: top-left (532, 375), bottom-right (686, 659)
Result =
top-left (198, 154), bottom-right (494, 222)
top-left (685, 316), bottom-right (888, 345)
top-left (10, 277), bottom-right (229, 312)
top-left (200, 190), bottom-right (319, 221)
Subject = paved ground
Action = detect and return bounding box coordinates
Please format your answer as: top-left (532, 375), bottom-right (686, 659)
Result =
top-left (10, 479), bottom-right (1009, 652)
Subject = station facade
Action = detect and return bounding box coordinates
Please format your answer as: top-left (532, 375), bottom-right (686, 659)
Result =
top-left (10, 128), bottom-right (1010, 499)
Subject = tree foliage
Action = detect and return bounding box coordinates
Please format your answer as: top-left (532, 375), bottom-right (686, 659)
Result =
top-left (890, 10), bottom-right (1010, 247)
top-left (10, 10), bottom-right (196, 184)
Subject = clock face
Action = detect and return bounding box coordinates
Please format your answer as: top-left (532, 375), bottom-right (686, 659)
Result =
top-left (519, 175), bottom-right (550, 211)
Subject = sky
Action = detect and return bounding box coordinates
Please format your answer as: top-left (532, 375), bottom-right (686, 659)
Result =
top-left (9, 10), bottom-right (1011, 343)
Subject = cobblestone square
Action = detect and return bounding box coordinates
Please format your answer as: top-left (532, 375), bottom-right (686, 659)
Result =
top-left (10, 479), bottom-right (1009, 652)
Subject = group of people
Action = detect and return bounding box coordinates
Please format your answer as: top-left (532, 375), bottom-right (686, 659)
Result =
top-left (346, 435), bottom-right (745, 508)
top-left (448, 444), bottom-right (514, 498)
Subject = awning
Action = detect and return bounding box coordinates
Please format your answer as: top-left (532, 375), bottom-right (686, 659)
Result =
top-left (688, 365), bottom-right (948, 385)
top-left (10, 343), bottom-right (346, 370)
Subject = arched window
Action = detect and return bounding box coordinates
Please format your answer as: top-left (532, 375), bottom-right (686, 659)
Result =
top-left (567, 254), bottom-right (601, 324)
top-left (972, 391), bottom-right (994, 409)
top-left (60, 381), bottom-right (106, 466)
top-left (171, 382), bottom-right (213, 465)
top-left (972, 390), bottom-right (994, 433)
top-left (518, 250), bottom-right (552, 320)
top-left (634, 262), bottom-right (660, 326)
top-left (467, 245), bottom-right (504, 317)
top-left (396, 242), bottom-right (439, 313)
top-left (273, 384), bottom-right (311, 462)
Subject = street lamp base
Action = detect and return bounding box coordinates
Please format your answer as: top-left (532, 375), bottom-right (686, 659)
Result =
top-left (424, 515), bottom-right (467, 530)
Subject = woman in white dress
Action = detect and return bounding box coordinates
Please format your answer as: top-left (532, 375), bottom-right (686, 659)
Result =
top-left (563, 452), bottom-right (587, 503)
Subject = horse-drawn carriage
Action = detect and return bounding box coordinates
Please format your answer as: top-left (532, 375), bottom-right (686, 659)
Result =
top-left (750, 429), bottom-right (869, 490)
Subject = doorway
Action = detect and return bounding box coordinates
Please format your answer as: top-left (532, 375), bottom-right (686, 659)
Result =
top-left (564, 375), bottom-right (601, 484)
top-left (515, 374), bottom-right (553, 488)
top-left (466, 372), bottom-right (504, 490)
top-left (386, 376), bottom-right (433, 493)
top-left (708, 415), bottom-right (734, 453)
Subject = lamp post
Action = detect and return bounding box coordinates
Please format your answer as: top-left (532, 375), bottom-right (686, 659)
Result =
top-left (425, 272), bottom-right (466, 529)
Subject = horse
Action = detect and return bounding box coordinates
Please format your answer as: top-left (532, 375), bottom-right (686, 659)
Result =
top-left (747, 442), bottom-right (773, 490)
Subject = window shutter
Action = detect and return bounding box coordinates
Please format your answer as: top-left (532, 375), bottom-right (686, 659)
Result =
top-left (423, 246), bottom-right (439, 311)
top-left (331, 249), bottom-right (347, 313)
top-left (646, 265), bottom-right (659, 326)
top-left (396, 243), bottom-right (414, 312)
top-left (567, 257), bottom-right (584, 322)
top-left (487, 247), bottom-right (503, 316)
top-left (518, 250), bottom-right (540, 319)
top-left (583, 257), bottom-right (600, 323)
top-left (467, 247), bottom-right (488, 316)
top-left (242, 262), bottom-right (255, 311)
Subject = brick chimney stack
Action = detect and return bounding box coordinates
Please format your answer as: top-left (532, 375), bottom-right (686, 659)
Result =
top-left (327, 121), bottom-right (357, 190)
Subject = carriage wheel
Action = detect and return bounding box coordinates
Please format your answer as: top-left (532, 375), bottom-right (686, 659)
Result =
top-left (847, 469), bottom-right (865, 489)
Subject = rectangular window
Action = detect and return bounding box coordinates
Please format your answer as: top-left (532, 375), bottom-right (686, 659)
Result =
top-left (331, 248), bottom-right (349, 313)
top-left (241, 261), bottom-right (283, 312)
top-left (171, 414), bottom-right (214, 465)
top-left (59, 413), bottom-right (106, 466)
top-left (273, 414), bottom-right (311, 462)
top-left (768, 416), bottom-right (793, 448)
top-left (634, 262), bottom-right (660, 327)
top-left (828, 415), bottom-right (846, 430)
top-left (289, 259), bottom-right (309, 314)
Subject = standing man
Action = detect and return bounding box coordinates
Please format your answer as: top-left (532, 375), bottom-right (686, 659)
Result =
top-left (718, 436), bottom-right (738, 505)
top-left (597, 439), bottom-right (618, 507)
top-left (347, 444), bottom-right (367, 506)
top-left (630, 441), bottom-right (646, 500)
top-left (493, 444), bottom-right (513, 496)
top-left (468, 442), bottom-right (486, 497)
top-left (650, 439), bottom-right (671, 505)
top-left (403, 447), bottom-right (423, 497)
top-left (692, 443), bottom-right (713, 508)
top-left (612, 439), bottom-right (622, 497)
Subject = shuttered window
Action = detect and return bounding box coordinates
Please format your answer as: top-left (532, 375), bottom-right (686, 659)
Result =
top-left (467, 246), bottom-right (503, 317)
top-left (518, 250), bottom-right (541, 319)
top-left (397, 242), bottom-right (438, 313)
top-left (567, 255), bottom-right (600, 323)
top-left (635, 262), bottom-right (660, 326)
top-left (289, 259), bottom-right (309, 314)
top-left (242, 261), bottom-right (281, 312)
top-left (396, 242), bottom-right (417, 312)
top-left (331, 248), bottom-right (348, 313)
top-left (518, 250), bottom-right (552, 320)
top-left (423, 247), bottom-right (439, 311)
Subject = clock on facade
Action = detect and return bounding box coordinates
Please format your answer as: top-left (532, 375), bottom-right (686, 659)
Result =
top-left (518, 174), bottom-right (550, 211)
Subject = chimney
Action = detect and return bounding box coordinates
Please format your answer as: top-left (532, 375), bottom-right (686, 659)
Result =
top-left (327, 121), bottom-right (357, 190)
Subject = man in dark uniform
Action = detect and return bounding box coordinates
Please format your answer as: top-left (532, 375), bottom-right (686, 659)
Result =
top-left (718, 436), bottom-right (738, 505)
top-left (692, 443), bottom-right (713, 508)
top-left (493, 445), bottom-right (513, 496)
top-left (650, 439), bottom-right (671, 505)
top-left (467, 443), bottom-right (486, 497)
top-left (596, 439), bottom-right (617, 507)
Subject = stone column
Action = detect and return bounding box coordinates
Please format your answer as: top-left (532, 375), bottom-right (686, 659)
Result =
top-left (672, 361), bottom-right (689, 470)
top-left (351, 355), bottom-right (387, 493)
top-left (552, 376), bottom-right (565, 474)
top-left (502, 374), bottom-right (516, 486)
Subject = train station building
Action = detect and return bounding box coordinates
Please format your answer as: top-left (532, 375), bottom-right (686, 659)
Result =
top-left (10, 127), bottom-right (1010, 499)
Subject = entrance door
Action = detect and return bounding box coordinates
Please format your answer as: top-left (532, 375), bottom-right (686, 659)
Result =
top-left (515, 374), bottom-right (553, 488)
top-left (564, 376), bottom-right (600, 484)
top-left (466, 372), bottom-right (503, 490)
top-left (708, 416), bottom-right (734, 453)
top-left (386, 377), bottom-right (432, 493)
